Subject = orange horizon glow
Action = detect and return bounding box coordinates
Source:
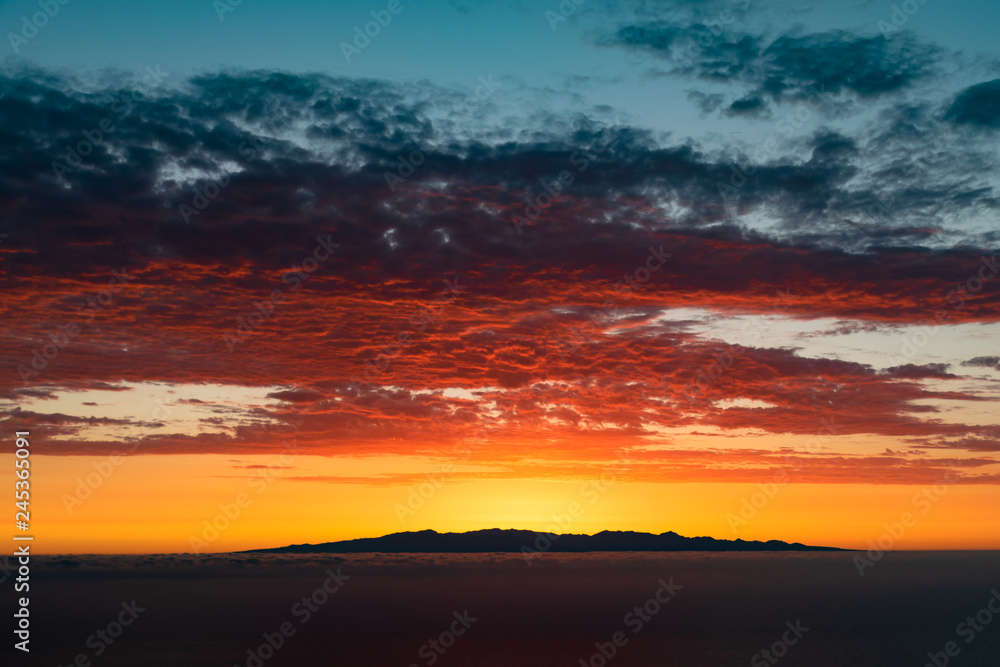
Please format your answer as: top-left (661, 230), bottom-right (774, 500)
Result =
top-left (9, 453), bottom-right (1000, 554)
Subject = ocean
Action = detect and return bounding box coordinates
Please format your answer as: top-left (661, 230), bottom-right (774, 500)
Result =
top-left (30, 551), bottom-right (1000, 666)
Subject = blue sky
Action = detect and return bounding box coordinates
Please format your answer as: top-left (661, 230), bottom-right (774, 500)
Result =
top-left (4, 0), bottom-right (999, 141)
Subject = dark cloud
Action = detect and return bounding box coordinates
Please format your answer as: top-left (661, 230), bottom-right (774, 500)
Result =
top-left (759, 31), bottom-right (938, 99)
top-left (725, 95), bottom-right (767, 116)
top-left (945, 79), bottom-right (1000, 128)
top-left (267, 388), bottom-right (325, 403)
top-left (608, 25), bottom-right (939, 113)
top-left (0, 65), bottom-right (994, 280)
top-left (882, 363), bottom-right (955, 379)
top-left (962, 356), bottom-right (1000, 370)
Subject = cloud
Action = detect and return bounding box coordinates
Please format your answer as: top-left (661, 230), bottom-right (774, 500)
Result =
top-left (725, 95), bottom-right (768, 117)
top-left (687, 90), bottom-right (725, 114)
top-left (757, 31), bottom-right (938, 100)
top-left (607, 24), bottom-right (939, 113)
top-left (267, 388), bottom-right (325, 403)
top-left (962, 356), bottom-right (1000, 371)
top-left (944, 79), bottom-right (1000, 129)
top-left (0, 66), bottom-right (997, 485)
top-left (882, 363), bottom-right (956, 380)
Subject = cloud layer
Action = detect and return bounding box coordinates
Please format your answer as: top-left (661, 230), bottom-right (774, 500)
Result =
top-left (1, 61), bottom-right (998, 484)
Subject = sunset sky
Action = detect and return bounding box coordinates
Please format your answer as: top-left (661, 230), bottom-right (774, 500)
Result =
top-left (2, 0), bottom-right (1000, 553)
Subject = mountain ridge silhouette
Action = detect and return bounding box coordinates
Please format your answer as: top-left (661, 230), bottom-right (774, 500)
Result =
top-left (241, 528), bottom-right (848, 553)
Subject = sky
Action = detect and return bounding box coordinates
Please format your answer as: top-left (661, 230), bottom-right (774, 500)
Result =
top-left (1, 0), bottom-right (1000, 553)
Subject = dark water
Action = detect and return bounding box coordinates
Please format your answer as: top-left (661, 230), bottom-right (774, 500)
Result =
top-left (22, 551), bottom-right (1000, 666)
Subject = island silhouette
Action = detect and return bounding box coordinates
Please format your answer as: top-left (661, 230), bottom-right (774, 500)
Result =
top-left (241, 528), bottom-right (848, 553)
